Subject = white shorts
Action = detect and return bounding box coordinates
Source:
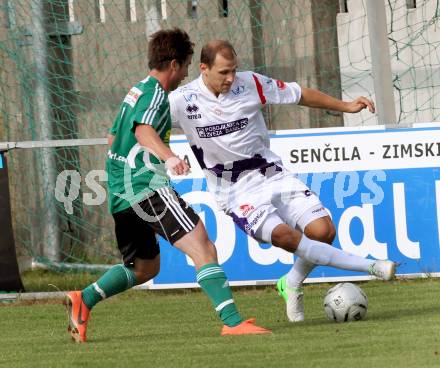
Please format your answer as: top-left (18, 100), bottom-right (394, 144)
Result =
top-left (226, 171), bottom-right (328, 243)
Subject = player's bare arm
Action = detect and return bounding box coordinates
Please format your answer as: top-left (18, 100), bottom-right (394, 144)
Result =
top-left (134, 124), bottom-right (189, 175)
top-left (299, 87), bottom-right (375, 114)
top-left (107, 133), bottom-right (115, 147)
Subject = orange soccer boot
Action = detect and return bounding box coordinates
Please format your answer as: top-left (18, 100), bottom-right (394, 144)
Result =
top-left (64, 291), bottom-right (90, 343)
top-left (221, 318), bottom-right (272, 336)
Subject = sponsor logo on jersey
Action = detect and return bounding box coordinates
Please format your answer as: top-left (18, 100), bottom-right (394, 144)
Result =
top-left (244, 209), bottom-right (266, 233)
top-left (163, 129), bottom-right (171, 145)
top-left (214, 108), bottom-right (222, 116)
top-left (196, 118), bottom-right (248, 138)
top-left (231, 85), bottom-right (245, 95)
top-left (107, 150), bottom-right (128, 163)
top-left (312, 206), bottom-right (325, 214)
top-left (123, 86), bottom-right (142, 107)
top-left (239, 204), bottom-right (255, 216)
top-left (276, 79), bottom-right (286, 90)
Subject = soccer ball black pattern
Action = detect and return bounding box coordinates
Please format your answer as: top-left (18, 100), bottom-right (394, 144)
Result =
top-left (323, 282), bottom-right (368, 323)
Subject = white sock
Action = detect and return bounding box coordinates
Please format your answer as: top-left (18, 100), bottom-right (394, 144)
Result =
top-left (294, 235), bottom-right (374, 272)
top-left (287, 257), bottom-right (315, 289)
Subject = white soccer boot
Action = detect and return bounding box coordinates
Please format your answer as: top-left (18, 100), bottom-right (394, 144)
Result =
top-left (369, 260), bottom-right (396, 281)
top-left (276, 275), bottom-right (305, 322)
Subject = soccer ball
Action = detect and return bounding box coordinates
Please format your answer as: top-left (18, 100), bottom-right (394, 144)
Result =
top-left (323, 282), bottom-right (368, 323)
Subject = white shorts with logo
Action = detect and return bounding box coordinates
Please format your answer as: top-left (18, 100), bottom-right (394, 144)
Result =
top-left (225, 171), bottom-right (328, 244)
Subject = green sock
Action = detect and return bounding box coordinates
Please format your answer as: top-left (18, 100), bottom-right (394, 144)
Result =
top-left (197, 263), bottom-right (242, 327)
top-left (81, 264), bottom-right (138, 310)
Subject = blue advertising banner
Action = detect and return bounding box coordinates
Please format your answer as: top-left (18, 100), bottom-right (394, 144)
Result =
top-left (145, 125), bottom-right (440, 288)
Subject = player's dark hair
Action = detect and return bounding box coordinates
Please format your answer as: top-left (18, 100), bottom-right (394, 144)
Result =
top-left (200, 40), bottom-right (236, 68)
top-left (148, 28), bottom-right (194, 71)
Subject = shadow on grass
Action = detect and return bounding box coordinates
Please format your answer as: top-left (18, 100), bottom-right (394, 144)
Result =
top-left (271, 302), bottom-right (440, 332)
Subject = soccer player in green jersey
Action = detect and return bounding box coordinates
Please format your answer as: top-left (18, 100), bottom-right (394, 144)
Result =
top-left (64, 28), bottom-right (270, 343)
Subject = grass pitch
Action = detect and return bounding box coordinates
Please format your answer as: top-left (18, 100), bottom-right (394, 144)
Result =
top-left (1, 277), bottom-right (440, 368)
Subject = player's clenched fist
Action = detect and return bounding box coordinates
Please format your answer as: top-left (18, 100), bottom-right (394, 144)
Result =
top-left (165, 156), bottom-right (189, 176)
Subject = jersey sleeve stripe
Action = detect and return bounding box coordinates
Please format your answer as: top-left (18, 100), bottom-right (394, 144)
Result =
top-left (156, 106), bottom-right (170, 135)
top-left (252, 74), bottom-right (267, 105)
top-left (141, 85), bottom-right (164, 125)
top-left (140, 85), bottom-right (159, 124)
top-left (142, 86), bottom-right (164, 125)
top-left (120, 106), bottom-right (126, 120)
top-left (145, 89), bottom-right (165, 125)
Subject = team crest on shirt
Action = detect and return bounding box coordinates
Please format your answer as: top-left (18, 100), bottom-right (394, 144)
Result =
top-left (231, 85), bottom-right (245, 95)
top-left (183, 93), bottom-right (197, 102)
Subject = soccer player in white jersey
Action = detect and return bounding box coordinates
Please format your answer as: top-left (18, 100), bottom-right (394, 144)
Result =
top-left (169, 40), bottom-right (396, 322)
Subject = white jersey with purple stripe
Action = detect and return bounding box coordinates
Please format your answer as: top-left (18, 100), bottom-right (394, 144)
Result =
top-left (169, 71), bottom-right (302, 209)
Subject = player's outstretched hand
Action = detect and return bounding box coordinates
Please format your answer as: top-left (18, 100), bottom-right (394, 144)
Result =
top-left (165, 156), bottom-right (190, 176)
top-left (345, 96), bottom-right (375, 114)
